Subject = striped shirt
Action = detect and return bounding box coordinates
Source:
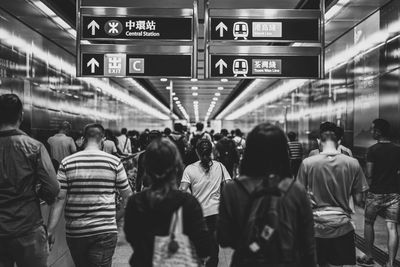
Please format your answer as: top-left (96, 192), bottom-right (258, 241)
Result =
top-left (58, 150), bottom-right (130, 238)
top-left (288, 141), bottom-right (303, 160)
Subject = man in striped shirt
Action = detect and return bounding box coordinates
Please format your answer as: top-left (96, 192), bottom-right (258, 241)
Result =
top-left (47, 123), bottom-right (132, 267)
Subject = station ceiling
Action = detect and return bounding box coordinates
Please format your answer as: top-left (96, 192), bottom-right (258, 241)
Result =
top-left (0, 0), bottom-right (389, 123)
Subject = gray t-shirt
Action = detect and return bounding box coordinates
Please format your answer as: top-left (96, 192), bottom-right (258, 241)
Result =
top-left (297, 152), bottom-right (369, 237)
top-left (47, 133), bottom-right (76, 163)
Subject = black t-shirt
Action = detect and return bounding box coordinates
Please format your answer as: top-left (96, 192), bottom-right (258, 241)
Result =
top-left (367, 142), bottom-right (400, 194)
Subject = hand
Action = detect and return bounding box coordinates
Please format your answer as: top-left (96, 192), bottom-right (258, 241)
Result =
top-left (48, 231), bottom-right (55, 251)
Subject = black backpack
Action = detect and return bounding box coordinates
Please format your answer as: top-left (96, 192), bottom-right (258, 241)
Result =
top-left (217, 139), bottom-right (238, 168)
top-left (235, 175), bottom-right (294, 266)
top-left (169, 134), bottom-right (186, 159)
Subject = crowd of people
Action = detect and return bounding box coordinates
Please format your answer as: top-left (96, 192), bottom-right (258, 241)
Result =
top-left (1, 93), bottom-right (400, 267)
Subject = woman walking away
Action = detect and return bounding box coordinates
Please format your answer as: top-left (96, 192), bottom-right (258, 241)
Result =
top-left (124, 138), bottom-right (214, 267)
top-left (180, 139), bottom-right (231, 267)
top-left (217, 123), bottom-right (316, 267)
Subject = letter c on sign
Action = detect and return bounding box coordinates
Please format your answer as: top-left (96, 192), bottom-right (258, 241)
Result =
top-left (133, 61), bottom-right (141, 71)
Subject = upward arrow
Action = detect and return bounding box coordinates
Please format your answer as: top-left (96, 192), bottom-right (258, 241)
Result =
top-left (87, 58), bottom-right (99, 73)
top-left (88, 20), bottom-right (100, 36)
top-left (215, 59), bottom-right (227, 74)
top-left (215, 22), bottom-right (228, 37)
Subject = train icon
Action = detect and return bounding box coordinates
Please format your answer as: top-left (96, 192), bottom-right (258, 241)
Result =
top-left (233, 59), bottom-right (248, 77)
top-left (233, 22), bottom-right (249, 40)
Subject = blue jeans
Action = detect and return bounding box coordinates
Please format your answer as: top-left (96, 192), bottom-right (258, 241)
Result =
top-left (0, 225), bottom-right (49, 267)
top-left (67, 233), bottom-right (118, 267)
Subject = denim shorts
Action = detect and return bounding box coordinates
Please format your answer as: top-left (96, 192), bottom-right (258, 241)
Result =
top-left (365, 192), bottom-right (400, 224)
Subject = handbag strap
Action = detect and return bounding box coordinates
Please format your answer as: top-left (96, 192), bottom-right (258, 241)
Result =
top-left (219, 163), bottom-right (226, 184)
top-left (169, 207), bottom-right (184, 235)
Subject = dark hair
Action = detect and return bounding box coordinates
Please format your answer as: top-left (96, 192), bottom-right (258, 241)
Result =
top-left (287, 131), bottom-right (297, 142)
top-left (139, 132), bottom-right (150, 150)
top-left (235, 129), bottom-right (243, 137)
top-left (149, 130), bottom-right (162, 143)
top-left (144, 138), bottom-right (184, 206)
top-left (196, 122), bottom-right (204, 131)
top-left (104, 129), bottom-right (114, 140)
top-left (320, 131), bottom-right (338, 143)
top-left (164, 127), bottom-right (172, 136)
top-left (196, 139), bottom-right (213, 173)
top-left (240, 123), bottom-right (291, 178)
top-left (220, 129), bottom-right (229, 137)
top-left (121, 128), bottom-right (128, 135)
top-left (214, 133), bottom-right (223, 142)
top-left (319, 122), bottom-right (337, 135)
top-left (373, 118), bottom-right (390, 137)
top-left (174, 123), bottom-right (183, 132)
top-left (59, 121), bottom-right (71, 132)
top-left (84, 123), bottom-right (105, 140)
top-left (0, 94), bottom-right (23, 125)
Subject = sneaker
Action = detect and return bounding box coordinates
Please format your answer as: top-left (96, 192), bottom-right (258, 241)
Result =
top-left (356, 256), bottom-right (375, 267)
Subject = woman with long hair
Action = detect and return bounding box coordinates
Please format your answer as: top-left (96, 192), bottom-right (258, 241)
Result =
top-left (180, 139), bottom-right (231, 267)
top-left (217, 123), bottom-right (316, 267)
top-left (124, 138), bottom-right (214, 267)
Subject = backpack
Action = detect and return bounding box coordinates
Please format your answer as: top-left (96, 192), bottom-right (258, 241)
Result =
top-left (169, 134), bottom-right (186, 159)
top-left (217, 139), bottom-right (239, 169)
top-left (235, 137), bottom-right (245, 156)
top-left (235, 176), bottom-right (295, 266)
top-left (191, 132), bottom-right (206, 147)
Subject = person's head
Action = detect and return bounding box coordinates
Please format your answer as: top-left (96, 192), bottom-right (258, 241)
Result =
top-left (59, 121), bottom-right (72, 134)
top-left (371, 118), bottom-right (390, 140)
top-left (235, 128), bottom-right (243, 137)
top-left (220, 129), bottom-right (229, 137)
top-left (164, 127), bottom-right (171, 136)
top-left (83, 123), bottom-right (105, 148)
top-left (0, 94), bottom-right (23, 127)
top-left (144, 138), bottom-right (184, 191)
top-left (104, 129), bottom-right (114, 140)
top-left (121, 128), bottom-right (127, 135)
top-left (318, 122), bottom-right (339, 149)
top-left (149, 130), bottom-right (162, 144)
top-left (174, 123), bottom-right (183, 133)
top-left (196, 139), bottom-right (213, 173)
top-left (230, 130), bottom-right (235, 136)
top-left (240, 123), bottom-right (291, 178)
top-left (214, 133), bottom-right (223, 142)
top-left (196, 122), bottom-right (204, 132)
top-left (287, 131), bottom-right (297, 142)
top-left (210, 129), bottom-right (215, 135)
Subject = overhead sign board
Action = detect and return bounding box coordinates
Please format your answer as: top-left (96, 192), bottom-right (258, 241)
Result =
top-left (81, 16), bottom-right (193, 40)
top-left (210, 18), bottom-right (319, 41)
top-left (208, 47), bottom-right (322, 79)
top-left (81, 53), bottom-right (192, 78)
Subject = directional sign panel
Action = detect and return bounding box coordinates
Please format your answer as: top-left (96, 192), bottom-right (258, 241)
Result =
top-left (81, 53), bottom-right (192, 77)
top-left (210, 18), bottom-right (319, 42)
top-left (81, 16), bottom-right (192, 40)
top-left (210, 55), bottom-right (320, 78)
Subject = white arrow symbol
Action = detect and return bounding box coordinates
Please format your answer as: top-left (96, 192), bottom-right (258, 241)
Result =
top-left (88, 20), bottom-right (100, 36)
top-left (215, 59), bottom-right (227, 74)
top-left (215, 22), bottom-right (228, 37)
top-left (87, 58), bottom-right (99, 73)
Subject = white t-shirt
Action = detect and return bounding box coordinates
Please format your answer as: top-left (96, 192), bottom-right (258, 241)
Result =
top-left (181, 160), bottom-right (231, 217)
top-left (103, 140), bottom-right (117, 154)
top-left (117, 135), bottom-right (131, 154)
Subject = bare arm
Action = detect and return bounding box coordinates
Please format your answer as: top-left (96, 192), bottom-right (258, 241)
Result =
top-left (366, 162), bottom-right (373, 184)
top-left (47, 189), bottom-right (67, 250)
top-left (179, 182), bottom-right (190, 192)
top-left (116, 188), bottom-right (132, 221)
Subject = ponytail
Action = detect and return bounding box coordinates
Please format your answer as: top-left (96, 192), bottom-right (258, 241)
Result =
top-left (196, 139), bottom-right (213, 173)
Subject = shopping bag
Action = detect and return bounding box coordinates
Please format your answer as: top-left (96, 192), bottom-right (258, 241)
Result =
top-left (152, 207), bottom-right (201, 267)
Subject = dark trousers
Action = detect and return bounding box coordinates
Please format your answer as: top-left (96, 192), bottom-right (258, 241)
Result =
top-left (66, 233), bottom-right (118, 267)
top-left (205, 215), bottom-right (219, 267)
top-left (0, 225), bottom-right (49, 267)
top-left (290, 159), bottom-right (302, 177)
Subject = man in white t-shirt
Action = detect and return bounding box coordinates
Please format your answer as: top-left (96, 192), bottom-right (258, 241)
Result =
top-left (180, 154), bottom-right (231, 267)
